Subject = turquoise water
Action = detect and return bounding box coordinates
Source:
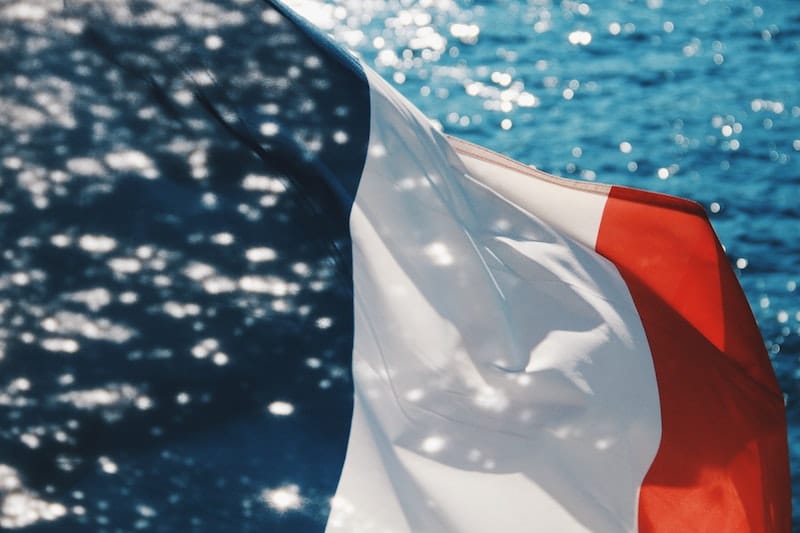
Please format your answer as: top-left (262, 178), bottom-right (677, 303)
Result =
top-left (314, 0), bottom-right (800, 518)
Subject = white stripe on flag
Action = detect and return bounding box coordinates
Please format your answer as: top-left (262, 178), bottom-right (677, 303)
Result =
top-left (327, 66), bottom-right (662, 533)
top-left (448, 136), bottom-right (609, 250)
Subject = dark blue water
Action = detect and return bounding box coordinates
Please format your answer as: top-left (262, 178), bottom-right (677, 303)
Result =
top-left (0, 0), bottom-right (798, 530)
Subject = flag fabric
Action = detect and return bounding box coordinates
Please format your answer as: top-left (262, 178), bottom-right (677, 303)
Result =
top-left (332, 59), bottom-right (791, 533)
top-left (0, 1), bottom-right (790, 531)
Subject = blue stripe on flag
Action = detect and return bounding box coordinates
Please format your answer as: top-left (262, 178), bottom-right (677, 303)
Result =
top-left (0, 1), bottom-right (368, 530)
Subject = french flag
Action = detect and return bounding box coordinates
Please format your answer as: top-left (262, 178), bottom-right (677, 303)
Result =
top-left (271, 4), bottom-right (791, 532)
top-left (1, 0), bottom-right (790, 531)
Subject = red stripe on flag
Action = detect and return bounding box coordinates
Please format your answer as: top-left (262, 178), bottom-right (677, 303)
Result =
top-left (596, 186), bottom-right (790, 532)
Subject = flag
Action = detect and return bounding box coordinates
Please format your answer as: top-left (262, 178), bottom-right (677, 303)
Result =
top-left (332, 60), bottom-right (791, 533)
top-left (0, 0), bottom-right (789, 531)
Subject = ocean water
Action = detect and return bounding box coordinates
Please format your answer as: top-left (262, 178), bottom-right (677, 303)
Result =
top-left (0, 0), bottom-right (798, 530)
